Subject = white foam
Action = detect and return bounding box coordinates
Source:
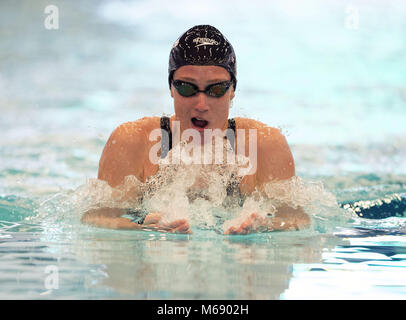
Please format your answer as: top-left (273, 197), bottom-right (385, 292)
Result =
top-left (34, 140), bottom-right (348, 234)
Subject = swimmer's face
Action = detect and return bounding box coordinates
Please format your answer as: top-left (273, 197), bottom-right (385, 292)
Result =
top-left (171, 65), bottom-right (235, 139)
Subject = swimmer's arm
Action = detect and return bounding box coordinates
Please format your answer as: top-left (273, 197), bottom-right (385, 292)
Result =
top-left (81, 208), bottom-right (142, 230)
top-left (256, 128), bottom-right (310, 229)
top-left (81, 209), bottom-right (192, 233)
top-left (229, 127), bottom-right (310, 234)
top-left (82, 123), bottom-right (146, 229)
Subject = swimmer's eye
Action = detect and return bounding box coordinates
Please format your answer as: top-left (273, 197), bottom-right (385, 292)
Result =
top-left (206, 82), bottom-right (231, 97)
top-left (173, 81), bottom-right (198, 97)
top-left (172, 80), bottom-right (232, 98)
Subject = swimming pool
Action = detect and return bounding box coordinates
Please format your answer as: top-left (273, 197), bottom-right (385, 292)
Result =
top-left (0, 0), bottom-right (405, 299)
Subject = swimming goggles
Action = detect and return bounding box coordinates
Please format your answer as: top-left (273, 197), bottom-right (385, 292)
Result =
top-left (172, 80), bottom-right (232, 98)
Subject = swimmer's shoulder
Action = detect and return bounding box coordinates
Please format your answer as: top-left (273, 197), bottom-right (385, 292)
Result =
top-left (112, 116), bottom-right (161, 140)
top-left (105, 116), bottom-right (162, 148)
top-left (234, 117), bottom-right (285, 140)
top-left (98, 117), bottom-right (161, 186)
top-left (235, 117), bottom-right (294, 181)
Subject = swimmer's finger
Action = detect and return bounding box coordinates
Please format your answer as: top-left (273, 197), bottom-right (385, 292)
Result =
top-left (171, 221), bottom-right (192, 234)
top-left (240, 220), bottom-right (253, 231)
top-left (142, 217), bottom-right (192, 234)
top-left (143, 212), bottom-right (162, 225)
top-left (141, 221), bottom-right (163, 231)
top-left (237, 227), bottom-right (249, 234)
top-left (225, 226), bottom-right (237, 235)
top-left (166, 219), bottom-right (188, 229)
top-left (149, 219), bottom-right (186, 231)
top-left (226, 221), bottom-right (254, 235)
top-left (156, 219), bottom-right (191, 234)
top-left (141, 224), bottom-right (159, 231)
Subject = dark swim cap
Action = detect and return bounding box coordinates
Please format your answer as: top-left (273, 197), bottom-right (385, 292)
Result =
top-left (168, 25), bottom-right (237, 90)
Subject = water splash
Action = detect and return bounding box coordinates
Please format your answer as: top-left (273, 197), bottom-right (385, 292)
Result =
top-left (25, 140), bottom-right (354, 235)
top-left (66, 173), bottom-right (346, 234)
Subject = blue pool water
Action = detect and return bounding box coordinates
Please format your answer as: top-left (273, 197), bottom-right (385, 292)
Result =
top-left (0, 0), bottom-right (405, 299)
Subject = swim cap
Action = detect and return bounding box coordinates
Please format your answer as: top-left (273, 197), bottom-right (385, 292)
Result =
top-left (168, 25), bottom-right (237, 90)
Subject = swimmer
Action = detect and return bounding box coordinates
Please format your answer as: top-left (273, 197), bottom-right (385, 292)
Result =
top-left (81, 25), bottom-right (310, 234)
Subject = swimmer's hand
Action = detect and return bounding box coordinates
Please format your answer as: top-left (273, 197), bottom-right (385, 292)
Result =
top-left (224, 206), bottom-right (310, 235)
top-left (81, 208), bottom-right (191, 234)
top-left (224, 213), bottom-right (270, 235)
top-left (141, 212), bottom-right (192, 234)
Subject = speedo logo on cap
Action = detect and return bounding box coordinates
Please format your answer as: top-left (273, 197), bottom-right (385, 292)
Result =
top-left (192, 37), bottom-right (219, 47)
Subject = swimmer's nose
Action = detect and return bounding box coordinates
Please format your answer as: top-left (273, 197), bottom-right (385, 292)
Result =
top-left (194, 92), bottom-right (209, 113)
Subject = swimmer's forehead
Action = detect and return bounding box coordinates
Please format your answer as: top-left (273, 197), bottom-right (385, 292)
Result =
top-left (173, 65), bottom-right (231, 84)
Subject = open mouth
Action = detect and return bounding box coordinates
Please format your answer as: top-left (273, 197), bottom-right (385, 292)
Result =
top-left (191, 117), bottom-right (209, 129)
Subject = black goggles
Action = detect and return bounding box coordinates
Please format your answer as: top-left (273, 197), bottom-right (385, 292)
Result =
top-left (172, 80), bottom-right (232, 98)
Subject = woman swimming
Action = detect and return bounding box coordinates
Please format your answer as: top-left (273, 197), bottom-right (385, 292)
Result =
top-left (81, 25), bottom-right (310, 234)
